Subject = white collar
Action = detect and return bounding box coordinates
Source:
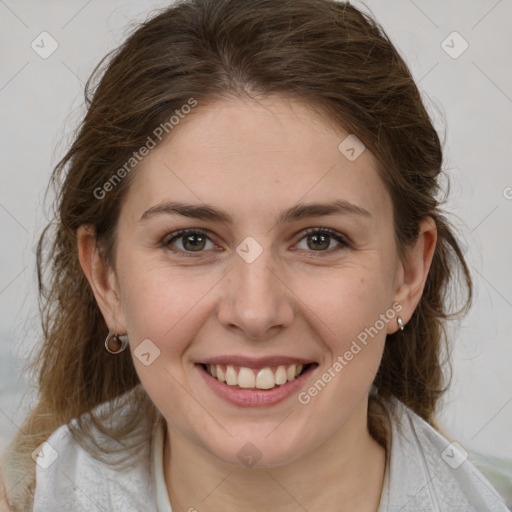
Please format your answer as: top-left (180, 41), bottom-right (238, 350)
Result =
top-left (152, 418), bottom-right (173, 512)
top-left (31, 393), bottom-right (508, 511)
top-left (151, 417), bottom-right (390, 512)
top-left (149, 399), bottom-right (508, 512)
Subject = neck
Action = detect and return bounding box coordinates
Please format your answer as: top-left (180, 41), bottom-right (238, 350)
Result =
top-left (164, 404), bottom-right (386, 512)
top-left (164, 401), bottom-right (387, 512)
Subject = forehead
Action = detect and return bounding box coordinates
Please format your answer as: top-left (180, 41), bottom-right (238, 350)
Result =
top-left (121, 94), bottom-right (391, 227)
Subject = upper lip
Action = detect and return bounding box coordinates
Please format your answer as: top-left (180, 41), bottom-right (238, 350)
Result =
top-left (198, 356), bottom-right (316, 369)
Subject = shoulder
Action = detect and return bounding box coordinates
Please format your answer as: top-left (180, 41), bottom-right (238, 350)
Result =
top-left (467, 449), bottom-right (512, 510)
top-left (385, 399), bottom-right (510, 512)
top-left (32, 390), bottom-right (159, 512)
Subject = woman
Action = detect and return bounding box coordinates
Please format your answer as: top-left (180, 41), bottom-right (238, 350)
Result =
top-left (1, 0), bottom-right (509, 510)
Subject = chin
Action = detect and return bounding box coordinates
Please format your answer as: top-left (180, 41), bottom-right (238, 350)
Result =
top-left (203, 428), bottom-right (309, 469)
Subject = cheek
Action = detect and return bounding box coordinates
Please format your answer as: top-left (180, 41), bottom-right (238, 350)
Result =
top-left (116, 255), bottom-right (229, 391)
top-left (116, 256), bottom-right (210, 425)
top-left (299, 260), bottom-right (394, 344)
top-left (295, 267), bottom-right (391, 428)
top-left (292, 258), bottom-right (394, 413)
top-left (117, 253), bottom-right (204, 339)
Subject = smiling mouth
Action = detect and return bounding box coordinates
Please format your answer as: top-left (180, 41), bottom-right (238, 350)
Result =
top-left (199, 362), bottom-right (317, 390)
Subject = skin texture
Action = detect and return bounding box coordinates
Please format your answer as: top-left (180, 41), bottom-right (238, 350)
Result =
top-left (78, 94), bottom-right (437, 512)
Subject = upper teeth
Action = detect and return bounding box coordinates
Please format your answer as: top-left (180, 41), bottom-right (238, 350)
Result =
top-left (206, 364), bottom-right (304, 390)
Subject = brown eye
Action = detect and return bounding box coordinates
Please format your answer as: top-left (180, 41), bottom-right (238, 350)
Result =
top-left (295, 228), bottom-right (350, 253)
top-left (163, 229), bottom-right (215, 256)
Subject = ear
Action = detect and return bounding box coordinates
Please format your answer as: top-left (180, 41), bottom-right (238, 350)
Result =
top-left (77, 224), bottom-right (127, 334)
top-left (388, 216), bottom-right (437, 333)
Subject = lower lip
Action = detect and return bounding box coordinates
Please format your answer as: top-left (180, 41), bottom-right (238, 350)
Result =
top-left (196, 364), bottom-right (317, 407)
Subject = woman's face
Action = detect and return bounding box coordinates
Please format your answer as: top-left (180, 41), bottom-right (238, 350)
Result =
top-left (94, 94), bottom-right (426, 467)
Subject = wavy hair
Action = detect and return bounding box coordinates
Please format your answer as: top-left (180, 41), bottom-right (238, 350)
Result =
top-left (1, 0), bottom-right (472, 509)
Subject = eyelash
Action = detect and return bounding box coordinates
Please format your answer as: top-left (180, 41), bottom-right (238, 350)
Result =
top-left (161, 227), bottom-right (351, 258)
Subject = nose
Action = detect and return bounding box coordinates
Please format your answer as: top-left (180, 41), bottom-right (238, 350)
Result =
top-left (216, 240), bottom-right (296, 341)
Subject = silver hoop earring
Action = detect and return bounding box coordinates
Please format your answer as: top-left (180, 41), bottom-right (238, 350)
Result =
top-left (397, 316), bottom-right (405, 331)
top-left (105, 333), bottom-right (128, 354)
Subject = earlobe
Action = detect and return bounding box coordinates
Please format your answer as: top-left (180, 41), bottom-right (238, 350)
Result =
top-left (77, 225), bottom-right (126, 333)
top-left (390, 217), bottom-right (437, 332)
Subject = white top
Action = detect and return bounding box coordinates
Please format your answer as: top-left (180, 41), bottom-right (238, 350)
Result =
top-left (152, 419), bottom-right (172, 512)
top-left (31, 394), bottom-right (510, 512)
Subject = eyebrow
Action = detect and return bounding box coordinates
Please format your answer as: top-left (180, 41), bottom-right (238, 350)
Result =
top-left (139, 199), bottom-right (372, 225)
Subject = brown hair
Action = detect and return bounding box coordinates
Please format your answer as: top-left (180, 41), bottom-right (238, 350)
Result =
top-left (1, 0), bottom-right (472, 509)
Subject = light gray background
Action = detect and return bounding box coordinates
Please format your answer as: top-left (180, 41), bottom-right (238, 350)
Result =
top-left (0, 0), bottom-right (511, 460)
